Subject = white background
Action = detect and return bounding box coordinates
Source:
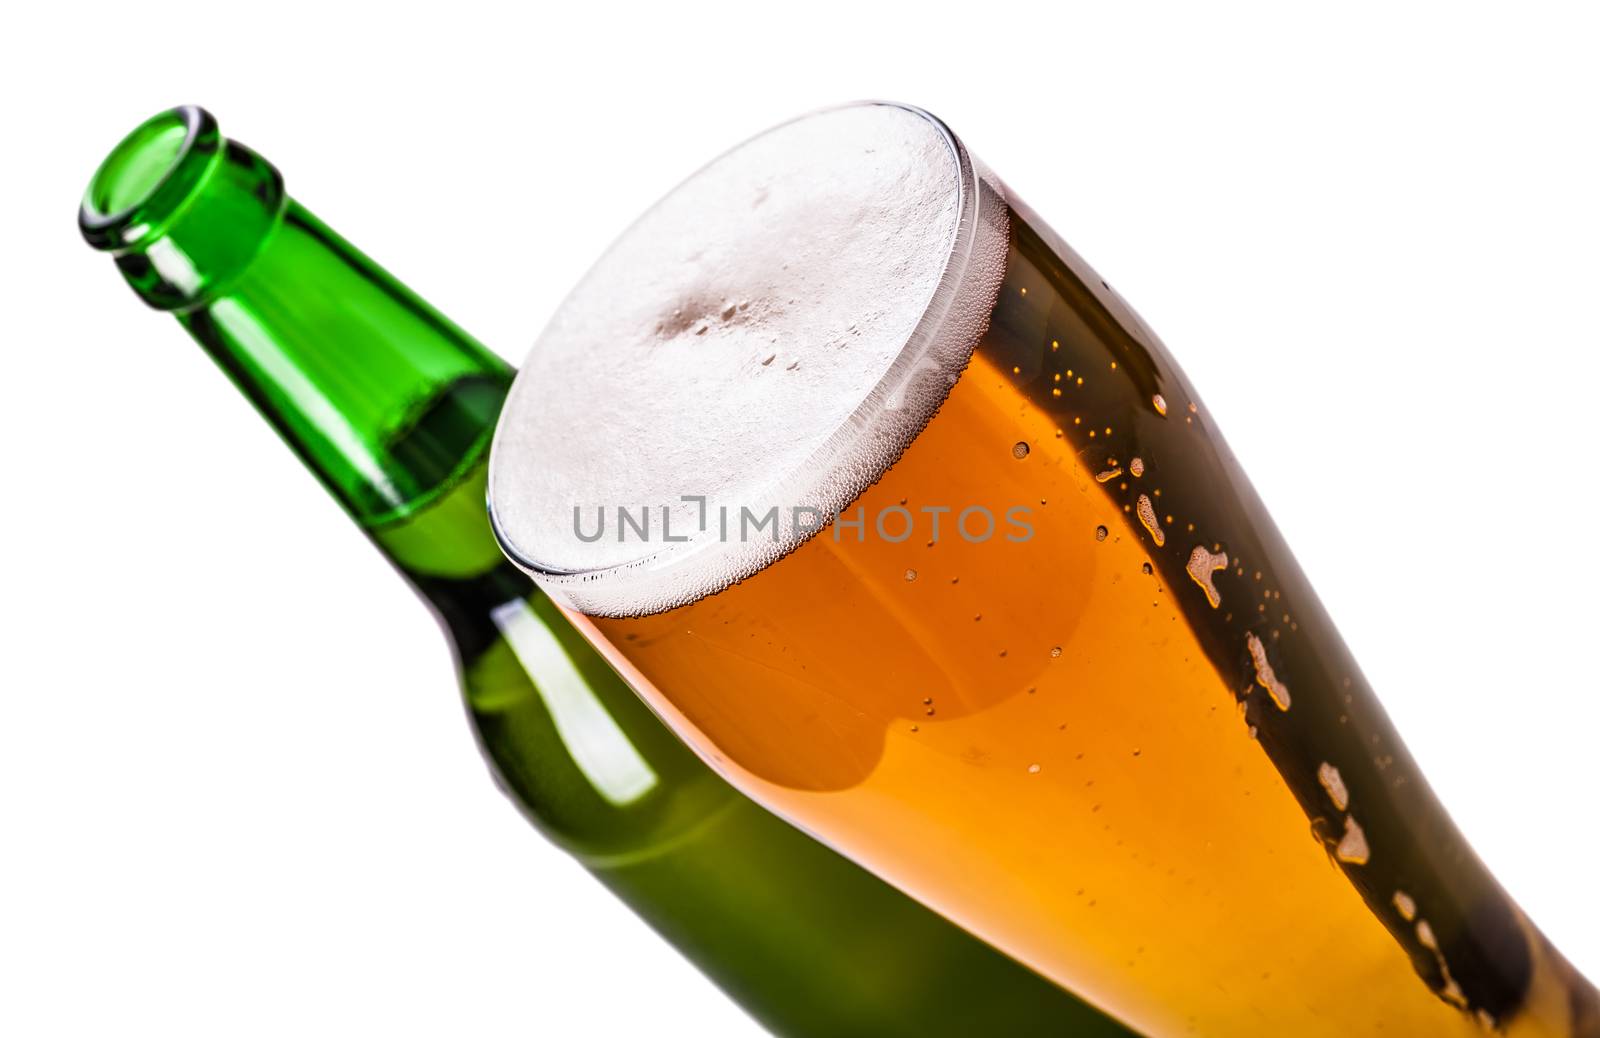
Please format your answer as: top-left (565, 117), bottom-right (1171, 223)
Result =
top-left (3, 3), bottom-right (1597, 1035)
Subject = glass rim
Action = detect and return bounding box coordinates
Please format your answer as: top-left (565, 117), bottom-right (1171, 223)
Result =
top-left (488, 100), bottom-right (1011, 617)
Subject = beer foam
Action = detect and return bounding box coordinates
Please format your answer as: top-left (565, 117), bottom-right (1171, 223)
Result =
top-left (489, 103), bottom-right (1009, 616)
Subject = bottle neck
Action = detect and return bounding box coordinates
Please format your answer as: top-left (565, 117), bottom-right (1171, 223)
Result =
top-left (82, 107), bottom-right (513, 579)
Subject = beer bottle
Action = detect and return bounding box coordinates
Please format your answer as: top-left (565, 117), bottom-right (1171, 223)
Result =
top-left (78, 105), bottom-right (1135, 1037)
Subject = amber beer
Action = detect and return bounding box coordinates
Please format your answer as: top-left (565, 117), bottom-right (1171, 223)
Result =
top-left (489, 104), bottom-right (1598, 1036)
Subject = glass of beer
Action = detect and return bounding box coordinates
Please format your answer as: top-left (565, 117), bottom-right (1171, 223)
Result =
top-left (486, 103), bottom-right (1597, 1036)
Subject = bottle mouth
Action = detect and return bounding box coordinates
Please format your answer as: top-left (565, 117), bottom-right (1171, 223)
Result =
top-left (80, 105), bottom-right (220, 251)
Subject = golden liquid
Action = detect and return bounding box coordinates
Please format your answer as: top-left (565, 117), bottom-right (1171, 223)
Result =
top-left (576, 206), bottom-right (1596, 1036)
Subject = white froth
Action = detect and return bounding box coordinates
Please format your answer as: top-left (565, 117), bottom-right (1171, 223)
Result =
top-left (489, 103), bottom-right (1009, 616)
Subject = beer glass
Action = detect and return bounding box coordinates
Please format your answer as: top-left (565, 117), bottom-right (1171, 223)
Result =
top-left (487, 102), bottom-right (1597, 1035)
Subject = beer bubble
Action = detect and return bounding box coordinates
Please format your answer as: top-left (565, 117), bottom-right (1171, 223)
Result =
top-left (1135, 494), bottom-right (1165, 546)
top-left (904, 568), bottom-right (918, 581)
top-left (1095, 525), bottom-right (1109, 541)
top-left (1141, 562), bottom-right (1153, 575)
top-left (1317, 762), bottom-right (1350, 811)
top-left (1027, 763), bottom-right (1042, 774)
top-left (1185, 545), bottom-right (1228, 608)
top-left (1050, 645), bottom-right (1063, 658)
top-left (1012, 440), bottom-right (1030, 460)
top-left (1246, 632), bottom-right (1292, 711)
top-left (1335, 815), bottom-right (1369, 865)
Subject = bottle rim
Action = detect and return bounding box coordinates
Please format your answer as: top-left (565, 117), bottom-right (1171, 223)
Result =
top-left (79, 105), bottom-right (220, 252)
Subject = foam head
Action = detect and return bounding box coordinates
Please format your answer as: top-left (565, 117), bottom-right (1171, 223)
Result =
top-left (489, 102), bottom-right (1009, 616)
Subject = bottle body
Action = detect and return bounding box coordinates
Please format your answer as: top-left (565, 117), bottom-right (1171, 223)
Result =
top-left (81, 106), bottom-right (1135, 1037)
top-left (386, 459), bottom-right (1129, 1036)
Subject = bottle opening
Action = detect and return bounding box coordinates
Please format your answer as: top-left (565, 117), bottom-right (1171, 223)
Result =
top-left (488, 102), bottom-right (1009, 617)
top-left (80, 105), bottom-right (219, 251)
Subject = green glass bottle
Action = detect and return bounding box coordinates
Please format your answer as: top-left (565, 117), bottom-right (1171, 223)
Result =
top-left (79, 106), bottom-right (1138, 1038)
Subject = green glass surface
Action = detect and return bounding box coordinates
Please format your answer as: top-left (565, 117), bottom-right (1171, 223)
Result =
top-left (80, 106), bottom-right (1139, 1037)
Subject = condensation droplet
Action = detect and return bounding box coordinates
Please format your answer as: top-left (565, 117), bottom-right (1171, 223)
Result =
top-left (1152, 393), bottom-right (1168, 416)
top-left (1129, 457), bottom-right (1145, 477)
top-left (1393, 890), bottom-right (1417, 922)
top-left (1095, 466), bottom-right (1123, 483)
top-left (1246, 632), bottom-right (1292, 711)
top-left (1318, 762), bottom-right (1350, 811)
top-left (1186, 545), bottom-right (1228, 608)
top-left (1012, 440), bottom-right (1030, 460)
top-left (1027, 763), bottom-right (1042, 774)
top-left (1136, 494), bottom-right (1165, 546)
